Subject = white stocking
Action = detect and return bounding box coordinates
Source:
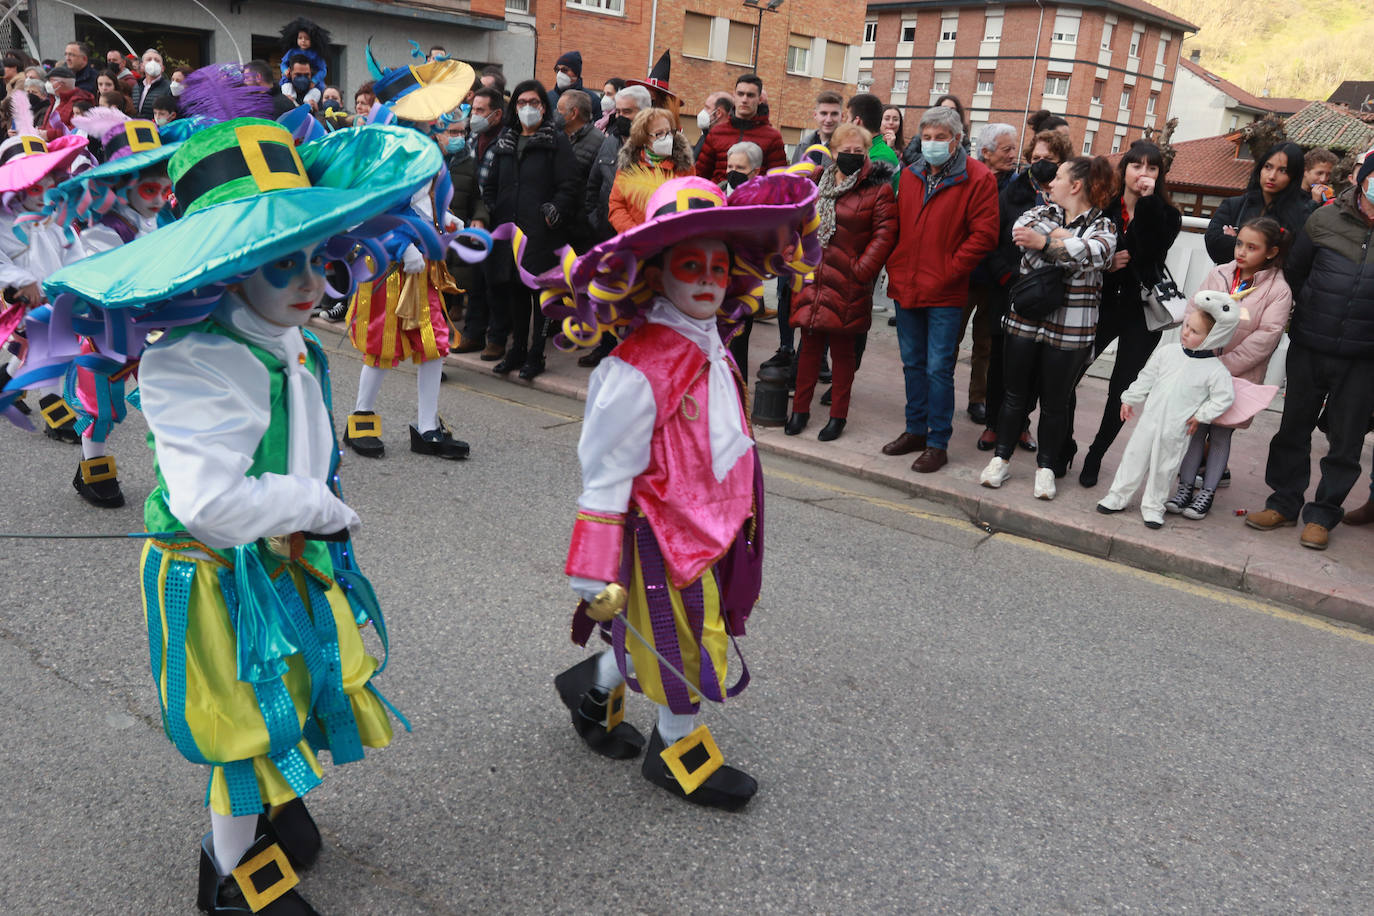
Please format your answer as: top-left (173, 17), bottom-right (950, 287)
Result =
top-left (594, 649), bottom-right (623, 691)
top-left (355, 363), bottom-right (385, 412)
top-left (80, 438), bottom-right (106, 459)
top-left (416, 358), bottom-right (442, 433)
top-left (210, 810), bottom-right (259, 876)
top-left (656, 705), bottom-right (696, 745)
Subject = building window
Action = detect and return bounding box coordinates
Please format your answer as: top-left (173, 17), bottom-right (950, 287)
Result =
top-left (824, 42), bottom-right (847, 81)
top-left (893, 73), bottom-right (910, 93)
top-left (682, 12), bottom-right (712, 59)
top-left (1229, 114), bottom-right (1239, 130)
top-left (1120, 87), bottom-right (1132, 109)
top-left (1091, 80), bottom-right (1103, 105)
top-left (940, 14), bottom-right (958, 42)
top-left (1129, 29), bottom-right (1142, 57)
top-left (1146, 93), bottom-right (1157, 115)
top-left (1082, 129), bottom-right (1095, 154)
top-left (567, 0), bottom-right (624, 13)
top-left (976, 74), bottom-right (994, 94)
top-left (506, 0), bottom-right (530, 11)
top-left (900, 19), bottom-right (916, 43)
top-left (1101, 22), bottom-right (1113, 50)
top-left (1111, 134), bottom-right (1123, 154)
top-left (725, 20), bottom-right (755, 65)
top-left (1044, 76), bottom-right (1070, 99)
top-left (1051, 11), bottom-right (1078, 43)
top-left (787, 34), bottom-right (810, 73)
top-left (858, 70), bottom-right (873, 92)
top-left (864, 20), bottom-right (877, 43)
top-left (1156, 38), bottom-right (1168, 65)
top-left (984, 12), bottom-right (1003, 41)
top-left (932, 71), bottom-right (951, 94)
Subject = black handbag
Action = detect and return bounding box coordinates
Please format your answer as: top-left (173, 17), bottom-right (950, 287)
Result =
top-left (1007, 263), bottom-right (1067, 320)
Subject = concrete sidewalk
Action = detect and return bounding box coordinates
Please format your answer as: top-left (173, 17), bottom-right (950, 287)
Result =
top-left (317, 310), bottom-right (1374, 627)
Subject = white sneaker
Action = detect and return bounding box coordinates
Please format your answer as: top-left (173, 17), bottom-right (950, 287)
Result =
top-left (980, 456), bottom-right (1010, 488)
top-left (1033, 467), bottom-right (1056, 500)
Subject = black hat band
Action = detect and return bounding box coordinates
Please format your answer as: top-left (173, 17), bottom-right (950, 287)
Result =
top-left (173, 139), bottom-right (306, 217)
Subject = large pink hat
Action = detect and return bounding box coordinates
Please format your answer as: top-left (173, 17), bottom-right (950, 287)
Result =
top-left (512, 173), bottom-right (820, 348)
top-left (0, 134), bottom-right (89, 194)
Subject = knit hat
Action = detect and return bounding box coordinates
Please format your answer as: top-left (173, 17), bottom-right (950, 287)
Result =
top-left (555, 50), bottom-right (582, 77)
top-left (1356, 146), bottom-right (1374, 189)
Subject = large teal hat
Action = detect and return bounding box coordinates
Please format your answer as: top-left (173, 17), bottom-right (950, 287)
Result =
top-left (45, 119), bottom-right (442, 310)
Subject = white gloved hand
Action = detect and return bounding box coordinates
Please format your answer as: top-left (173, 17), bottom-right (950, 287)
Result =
top-left (304, 87), bottom-right (321, 109)
top-left (401, 244), bottom-right (425, 274)
top-left (570, 576), bottom-right (609, 603)
top-left (281, 81), bottom-right (297, 102)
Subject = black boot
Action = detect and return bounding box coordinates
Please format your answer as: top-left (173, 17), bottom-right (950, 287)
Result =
top-left (1078, 447), bottom-right (1103, 488)
top-left (783, 412), bottom-right (809, 436)
top-left (554, 655), bottom-right (645, 759)
top-left (641, 726), bottom-right (757, 811)
top-left (517, 354), bottom-right (546, 380)
top-left (344, 411), bottom-right (384, 458)
top-left (73, 456), bottom-right (125, 508)
top-left (409, 420), bottom-right (470, 459)
top-left (819, 386), bottom-right (832, 406)
top-left (492, 348), bottom-right (526, 375)
top-left (197, 833), bottom-right (319, 915)
top-left (38, 393), bottom-right (80, 443)
top-left (817, 417), bottom-right (846, 441)
top-left (1051, 439), bottom-right (1077, 480)
top-left (257, 799), bottom-right (321, 871)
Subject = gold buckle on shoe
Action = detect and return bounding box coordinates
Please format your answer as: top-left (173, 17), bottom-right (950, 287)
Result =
top-left (605, 683), bottom-right (626, 731)
top-left (79, 456), bottom-right (117, 484)
top-left (40, 397), bottom-right (77, 429)
top-left (347, 413), bottom-right (381, 439)
top-left (660, 724), bottom-right (723, 795)
top-left (231, 841), bottom-right (298, 912)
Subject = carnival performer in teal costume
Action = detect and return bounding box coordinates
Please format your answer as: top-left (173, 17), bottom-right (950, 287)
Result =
top-left (30, 118), bottom-right (444, 915)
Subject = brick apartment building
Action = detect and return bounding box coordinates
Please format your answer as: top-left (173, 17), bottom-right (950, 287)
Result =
top-left (860, 0), bottom-right (1196, 157)
top-left (533, 0), bottom-right (864, 148)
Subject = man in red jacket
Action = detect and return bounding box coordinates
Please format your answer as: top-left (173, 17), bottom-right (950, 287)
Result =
top-left (695, 74), bottom-right (786, 182)
top-left (882, 105), bottom-right (999, 474)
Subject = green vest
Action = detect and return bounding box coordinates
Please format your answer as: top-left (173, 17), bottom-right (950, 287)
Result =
top-left (144, 319), bottom-right (337, 583)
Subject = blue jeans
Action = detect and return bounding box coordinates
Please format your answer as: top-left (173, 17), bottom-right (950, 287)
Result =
top-left (895, 305), bottom-right (963, 449)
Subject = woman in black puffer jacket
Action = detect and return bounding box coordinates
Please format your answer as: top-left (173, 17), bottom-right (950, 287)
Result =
top-left (481, 78), bottom-right (579, 379)
top-left (1204, 141), bottom-right (1313, 266)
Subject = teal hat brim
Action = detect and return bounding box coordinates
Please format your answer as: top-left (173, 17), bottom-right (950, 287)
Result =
top-left (46, 125), bottom-right (442, 309)
top-left (50, 141), bottom-right (181, 208)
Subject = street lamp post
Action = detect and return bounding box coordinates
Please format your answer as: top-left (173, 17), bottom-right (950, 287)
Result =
top-left (743, 0), bottom-right (783, 72)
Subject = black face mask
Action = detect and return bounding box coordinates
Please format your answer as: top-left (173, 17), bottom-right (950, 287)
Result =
top-left (835, 152), bottom-right (866, 176)
top-left (610, 116), bottom-right (631, 139)
top-left (291, 74), bottom-right (313, 98)
top-left (27, 92), bottom-right (44, 111)
top-left (1029, 158), bottom-right (1059, 186)
top-left (725, 170), bottom-right (749, 189)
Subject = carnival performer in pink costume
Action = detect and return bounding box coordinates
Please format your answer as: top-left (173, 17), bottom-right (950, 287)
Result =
top-left (521, 173), bottom-right (820, 810)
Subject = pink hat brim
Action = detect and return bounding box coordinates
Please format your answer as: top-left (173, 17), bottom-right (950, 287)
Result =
top-left (0, 136), bottom-right (89, 194)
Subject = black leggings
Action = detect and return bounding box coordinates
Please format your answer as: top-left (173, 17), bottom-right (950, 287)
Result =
top-left (995, 335), bottom-right (1088, 468)
top-left (508, 286), bottom-right (548, 358)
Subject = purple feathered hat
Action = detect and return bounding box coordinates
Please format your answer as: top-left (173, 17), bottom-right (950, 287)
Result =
top-left (518, 174), bottom-right (820, 349)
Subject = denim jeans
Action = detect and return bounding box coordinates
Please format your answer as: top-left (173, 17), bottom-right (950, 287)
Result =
top-left (894, 305), bottom-right (963, 449)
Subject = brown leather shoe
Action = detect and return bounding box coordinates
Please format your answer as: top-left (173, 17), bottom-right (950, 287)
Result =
top-left (453, 335), bottom-right (484, 354)
top-left (881, 431), bottom-right (926, 456)
top-left (479, 342), bottom-right (506, 361)
top-left (1343, 500), bottom-right (1374, 526)
top-left (1245, 508), bottom-right (1295, 531)
top-left (911, 447), bottom-right (948, 473)
top-left (1300, 522), bottom-right (1330, 550)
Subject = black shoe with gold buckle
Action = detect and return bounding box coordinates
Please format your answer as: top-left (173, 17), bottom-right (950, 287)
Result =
top-left (343, 411), bottom-right (384, 458)
top-left (197, 833), bottom-right (319, 915)
top-left (73, 456), bottom-right (125, 508)
top-left (256, 798), bottom-right (321, 871)
top-left (642, 725), bottom-right (757, 811)
top-left (38, 394), bottom-right (80, 443)
top-left (554, 655), bottom-right (645, 759)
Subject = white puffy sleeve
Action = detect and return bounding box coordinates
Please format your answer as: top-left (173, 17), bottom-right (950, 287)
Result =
top-left (576, 355), bottom-right (656, 513)
top-left (79, 224), bottom-right (123, 256)
top-left (139, 332), bottom-right (359, 548)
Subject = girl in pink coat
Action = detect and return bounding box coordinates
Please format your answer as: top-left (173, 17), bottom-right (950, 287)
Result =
top-left (1170, 217), bottom-right (1292, 519)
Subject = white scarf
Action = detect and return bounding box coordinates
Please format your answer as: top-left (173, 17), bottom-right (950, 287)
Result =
top-left (647, 298), bottom-right (754, 481)
top-left (215, 294), bottom-right (334, 481)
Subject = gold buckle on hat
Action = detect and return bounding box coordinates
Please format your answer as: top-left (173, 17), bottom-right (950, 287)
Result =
top-left (79, 456), bottom-right (117, 483)
top-left (234, 124), bottom-right (309, 194)
top-left (40, 397), bottom-right (77, 429)
top-left (231, 842), bottom-right (298, 912)
top-left (659, 724), bottom-right (724, 795)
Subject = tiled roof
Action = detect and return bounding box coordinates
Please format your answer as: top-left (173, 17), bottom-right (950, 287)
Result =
top-left (1107, 0), bottom-right (1198, 32)
top-left (1177, 59), bottom-right (1270, 112)
top-left (1328, 81), bottom-right (1374, 112)
top-left (1282, 101), bottom-right (1374, 154)
top-left (1263, 97), bottom-right (1312, 117)
top-left (1162, 135), bottom-right (1252, 193)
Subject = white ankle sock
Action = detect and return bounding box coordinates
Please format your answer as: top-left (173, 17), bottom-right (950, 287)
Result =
top-left (355, 364), bottom-right (385, 413)
top-left (416, 358), bottom-right (442, 433)
top-left (656, 706), bottom-right (696, 745)
top-left (81, 438), bottom-right (106, 459)
top-left (593, 650), bottom-right (623, 691)
top-left (210, 810), bottom-right (259, 876)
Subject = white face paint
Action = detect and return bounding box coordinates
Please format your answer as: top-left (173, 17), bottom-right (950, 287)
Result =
top-left (20, 175), bottom-right (54, 212)
top-left (124, 174), bottom-right (171, 218)
top-left (238, 243), bottom-right (330, 328)
top-left (659, 237), bottom-right (731, 321)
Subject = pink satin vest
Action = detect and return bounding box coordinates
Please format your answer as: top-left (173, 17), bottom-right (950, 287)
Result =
top-left (614, 322), bottom-right (756, 589)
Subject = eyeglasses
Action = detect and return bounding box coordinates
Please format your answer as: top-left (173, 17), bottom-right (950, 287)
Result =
top-left (649, 129), bottom-right (674, 141)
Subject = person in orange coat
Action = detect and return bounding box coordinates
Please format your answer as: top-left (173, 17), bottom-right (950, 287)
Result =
top-left (606, 107), bottom-right (694, 232)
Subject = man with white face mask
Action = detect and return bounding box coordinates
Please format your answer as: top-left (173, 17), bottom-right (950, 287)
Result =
top-left (691, 90), bottom-right (732, 161)
top-left (131, 48), bottom-right (171, 118)
top-left (546, 49), bottom-right (600, 119)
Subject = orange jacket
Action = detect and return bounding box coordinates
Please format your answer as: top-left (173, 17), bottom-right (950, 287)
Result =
top-left (607, 153), bottom-right (694, 233)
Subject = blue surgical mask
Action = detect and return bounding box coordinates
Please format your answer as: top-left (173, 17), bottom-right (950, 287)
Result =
top-left (446, 136), bottom-right (466, 155)
top-left (922, 139), bottom-right (953, 168)
top-left (1365, 181), bottom-right (1374, 207)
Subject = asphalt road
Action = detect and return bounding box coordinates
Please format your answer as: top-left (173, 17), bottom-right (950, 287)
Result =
top-left (4, 337), bottom-right (1374, 914)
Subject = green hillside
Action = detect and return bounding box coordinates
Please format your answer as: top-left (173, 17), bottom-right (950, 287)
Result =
top-left (1155, 0), bottom-right (1371, 101)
